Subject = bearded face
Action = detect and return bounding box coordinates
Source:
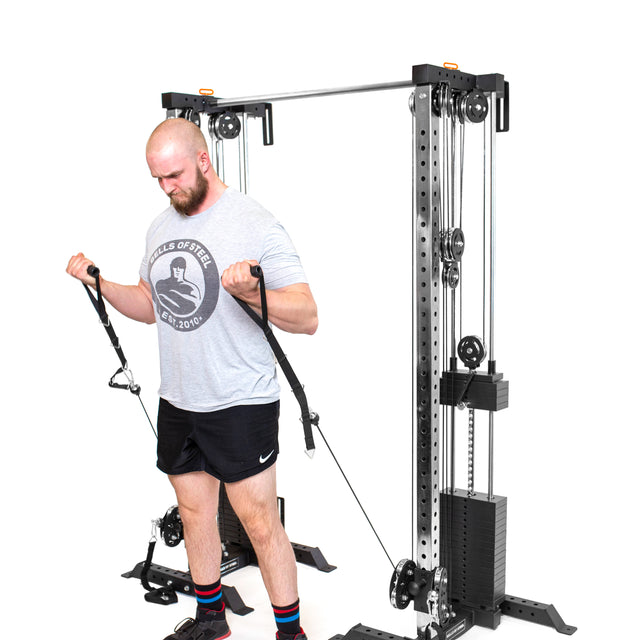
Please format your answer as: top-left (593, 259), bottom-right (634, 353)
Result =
top-left (170, 165), bottom-right (209, 216)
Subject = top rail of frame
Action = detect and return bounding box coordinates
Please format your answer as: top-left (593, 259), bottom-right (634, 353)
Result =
top-left (162, 65), bottom-right (505, 112)
top-left (172, 80), bottom-right (415, 110)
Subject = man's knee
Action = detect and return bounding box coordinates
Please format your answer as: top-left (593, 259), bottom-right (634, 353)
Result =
top-left (243, 510), bottom-right (284, 549)
top-left (169, 472), bottom-right (220, 519)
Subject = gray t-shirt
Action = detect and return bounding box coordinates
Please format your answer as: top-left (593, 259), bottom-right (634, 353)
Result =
top-left (139, 187), bottom-right (307, 412)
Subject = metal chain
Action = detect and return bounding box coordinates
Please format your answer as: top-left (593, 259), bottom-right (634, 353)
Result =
top-left (467, 408), bottom-right (475, 496)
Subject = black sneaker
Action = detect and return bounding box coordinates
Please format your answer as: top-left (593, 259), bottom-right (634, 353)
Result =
top-left (275, 630), bottom-right (307, 640)
top-left (163, 617), bottom-right (231, 640)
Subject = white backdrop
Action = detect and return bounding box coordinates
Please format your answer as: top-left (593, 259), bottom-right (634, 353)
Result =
top-left (2, 2), bottom-right (638, 640)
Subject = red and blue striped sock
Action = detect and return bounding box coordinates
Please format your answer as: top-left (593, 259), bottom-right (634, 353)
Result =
top-left (272, 599), bottom-right (301, 636)
top-left (194, 580), bottom-right (225, 621)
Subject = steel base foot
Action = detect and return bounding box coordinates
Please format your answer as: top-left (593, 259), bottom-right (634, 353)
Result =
top-left (501, 595), bottom-right (577, 635)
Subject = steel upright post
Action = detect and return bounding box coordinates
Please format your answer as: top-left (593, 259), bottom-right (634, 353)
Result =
top-left (413, 85), bottom-right (442, 639)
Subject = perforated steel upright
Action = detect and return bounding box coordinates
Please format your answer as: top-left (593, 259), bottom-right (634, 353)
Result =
top-left (413, 85), bottom-right (442, 639)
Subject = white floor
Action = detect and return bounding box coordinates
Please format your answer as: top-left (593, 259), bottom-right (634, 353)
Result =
top-left (110, 529), bottom-right (580, 640)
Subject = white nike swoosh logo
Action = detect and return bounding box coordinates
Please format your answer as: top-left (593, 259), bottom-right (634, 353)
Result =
top-left (259, 450), bottom-right (275, 464)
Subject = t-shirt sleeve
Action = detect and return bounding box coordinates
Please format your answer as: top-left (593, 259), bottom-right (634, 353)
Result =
top-left (259, 222), bottom-right (308, 289)
top-left (139, 253), bottom-right (150, 283)
top-left (139, 210), bottom-right (168, 284)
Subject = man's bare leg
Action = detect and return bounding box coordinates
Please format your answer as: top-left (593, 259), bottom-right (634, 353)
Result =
top-left (169, 471), bottom-right (222, 585)
top-left (225, 464), bottom-right (298, 605)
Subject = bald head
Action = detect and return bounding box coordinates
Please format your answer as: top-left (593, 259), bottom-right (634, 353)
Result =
top-left (146, 117), bottom-right (209, 159)
top-left (146, 118), bottom-right (225, 216)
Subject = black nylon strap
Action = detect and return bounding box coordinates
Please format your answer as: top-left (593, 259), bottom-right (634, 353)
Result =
top-left (456, 369), bottom-right (477, 406)
top-left (83, 267), bottom-right (141, 394)
top-left (140, 538), bottom-right (178, 604)
top-left (234, 268), bottom-right (316, 454)
top-left (83, 270), bottom-right (128, 370)
top-left (140, 539), bottom-right (156, 592)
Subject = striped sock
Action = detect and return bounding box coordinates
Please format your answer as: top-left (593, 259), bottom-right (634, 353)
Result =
top-left (194, 580), bottom-right (225, 621)
top-left (272, 599), bottom-right (301, 636)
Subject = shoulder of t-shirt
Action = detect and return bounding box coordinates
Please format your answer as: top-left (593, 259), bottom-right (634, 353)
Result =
top-left (222, 188), bottom-right (276, 225)
top-left (145, 205), bottom-right (175, 239)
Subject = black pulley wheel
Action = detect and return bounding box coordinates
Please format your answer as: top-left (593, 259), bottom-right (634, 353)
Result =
top-left (442, 228), bottom-right (465, 263)
top-left (160, 505), bottom-right (184, 547)
top-left (457, 335), bottom-right (486, 369)
top-left (463, 90), bottom-right (488, 123)
top-left (389, 559), bottom-right (416, 610)
top-left (183, 108), bottom-right (201, 127)
top-left (214, 112), bottom-right (241, 140)
top-left (442, 263), bottom-right (460, 289)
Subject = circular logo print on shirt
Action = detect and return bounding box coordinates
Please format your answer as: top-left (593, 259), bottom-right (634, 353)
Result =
top-left (148, 239), bottom-right (219, 332)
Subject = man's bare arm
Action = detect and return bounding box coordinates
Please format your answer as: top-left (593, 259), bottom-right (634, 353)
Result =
top-left (221, 261), bottom-right (318, 335)
top-left (66, 252), bottom-right (156, 325)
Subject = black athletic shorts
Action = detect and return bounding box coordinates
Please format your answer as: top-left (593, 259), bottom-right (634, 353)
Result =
top-left (156, 398), bottom-right (280, 482)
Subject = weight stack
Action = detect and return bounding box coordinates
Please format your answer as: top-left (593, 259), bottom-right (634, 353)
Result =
top-left (440, 489), bottom-right (507, 629)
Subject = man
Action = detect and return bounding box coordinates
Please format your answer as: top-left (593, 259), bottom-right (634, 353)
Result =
top-left (67, 117), bottom-right (317, 640)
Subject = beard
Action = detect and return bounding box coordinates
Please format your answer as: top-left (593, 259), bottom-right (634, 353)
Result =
top-left (170, 168), bottom-right (209, 216)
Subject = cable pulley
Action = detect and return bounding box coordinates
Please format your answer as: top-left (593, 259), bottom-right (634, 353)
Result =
top-left (430, 567), bottom-right (450, 630)
top-left (441, 227), bottom-right (465, 263)
top-left (455, 336), bottom-right (486, 409)
top-left (457, 335), bottom-right (486, 370)
top-left (389, 559), bottom-right (416, 610)
top-left (434, 84), bottom-right (489, 125)
top-left (213, 111), bottom-right (241, 140)
top-left (166, 107), bottom-right (201, 127)
top-left (182, 107), bottom-right (201, 127)
top-left (460, 89), bottom-right (488, 123)
top-left (442, 263), bottom-right (460, 289)
top-left (157, 505), bottom-right (184, 548)
top-left (433, 83), bottom-right (452, 119)
top-left (208, 113), bottom-right (218, 138)
top-left (389, 559), bottom-right (450, 632)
